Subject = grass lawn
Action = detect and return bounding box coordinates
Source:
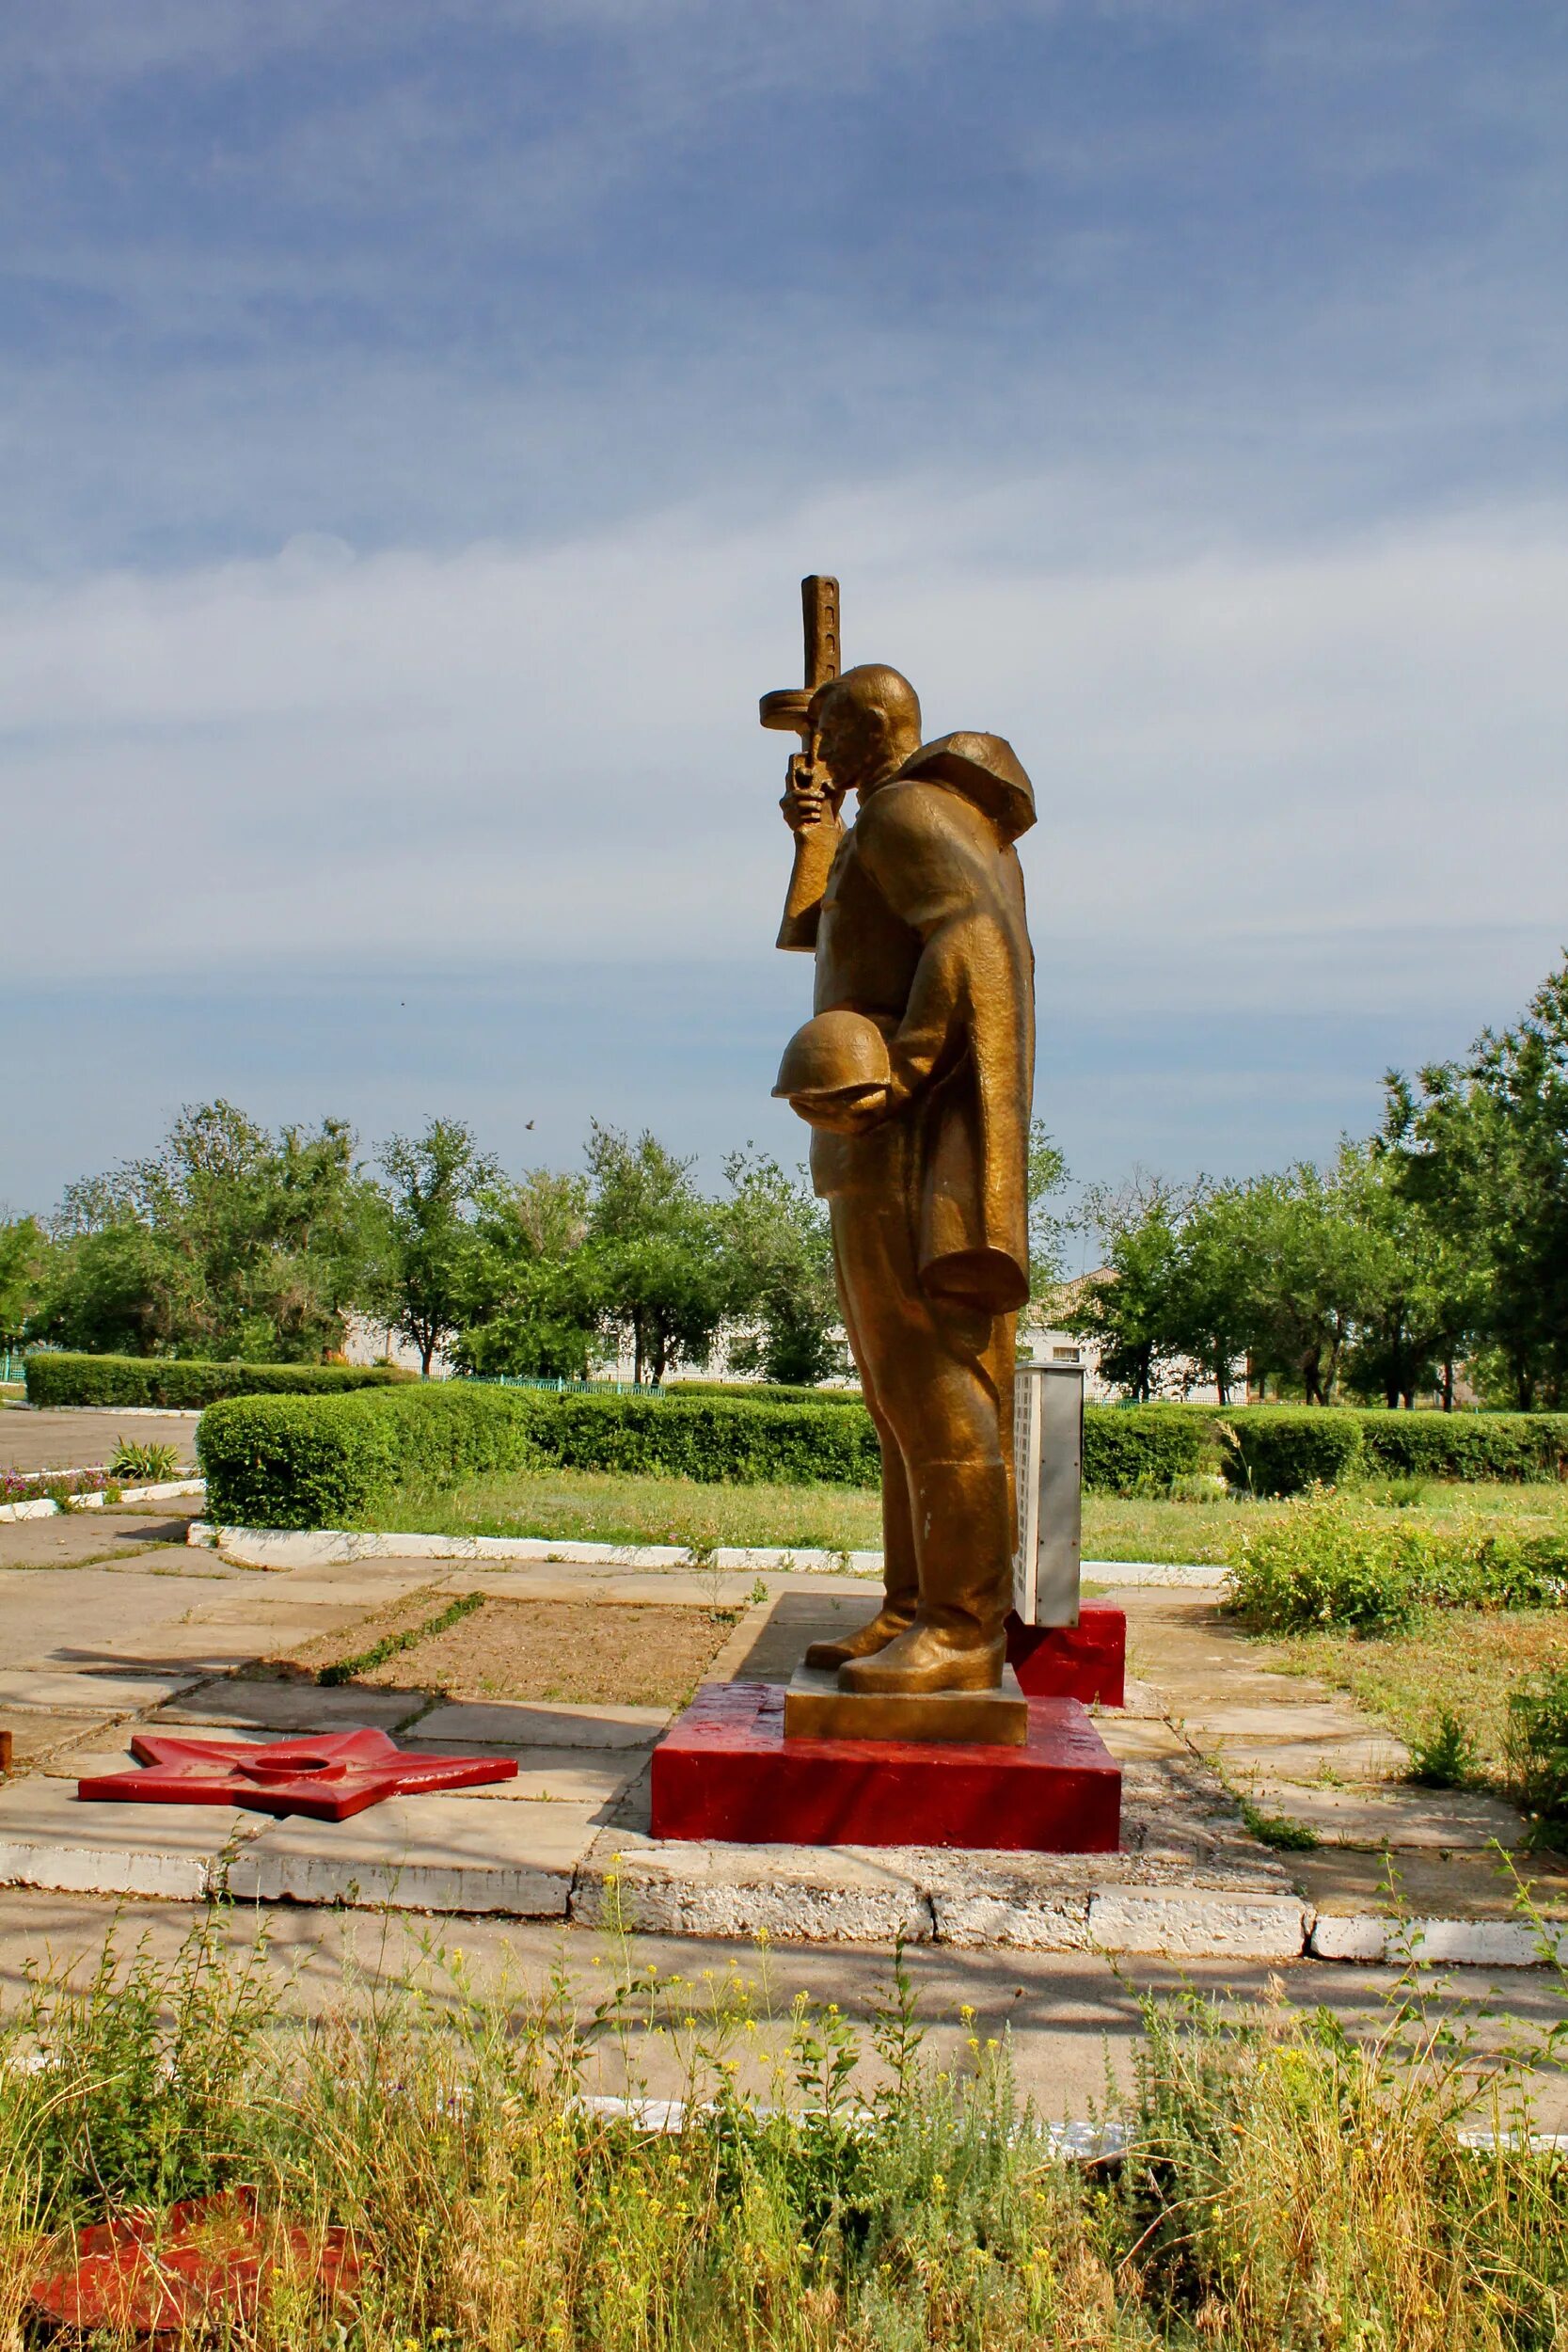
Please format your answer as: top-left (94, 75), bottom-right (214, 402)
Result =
top-left (1269, 1610), bottom-right (1568, 1783)
top-left (363, 1468), bottom-right (1568, 1566)
top-left (365, 1468), bottom-right (888, 1553)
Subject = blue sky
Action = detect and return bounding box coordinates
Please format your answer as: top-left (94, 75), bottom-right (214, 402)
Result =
top-left (3, 0), bottom-right (1565, 1211)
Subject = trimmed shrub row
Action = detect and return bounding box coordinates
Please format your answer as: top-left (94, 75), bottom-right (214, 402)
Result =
top-left (1216, 1406), bottom-right (1568, 1495)
top-left (664, 1381), bottom-right (866, 1407)
top-left (1082, 1406), bottom-right (1205, 1495)
top-left (198, 1386), bottom-right (887, 1528)
top-left (196, 1379), bottom-right (1568, 1531)
top-left (24, 1353), bottom-right (412, 1411)
top-left (198, 1386), bottom-right (551, 1529)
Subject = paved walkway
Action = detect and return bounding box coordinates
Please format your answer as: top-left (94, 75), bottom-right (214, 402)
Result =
top-left (4, 1884), bottom-right (1560, 2123)
top-left (0, 1517), bottom-right (1564, 1996)
top-left (0, 1406), bottom-right (200, 1475)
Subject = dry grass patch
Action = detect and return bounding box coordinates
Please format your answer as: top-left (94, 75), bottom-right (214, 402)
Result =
top-left (355, 1596), bottom-right (737, 1708)
top-left (1275, 1610), bottom-right (1568, 1779)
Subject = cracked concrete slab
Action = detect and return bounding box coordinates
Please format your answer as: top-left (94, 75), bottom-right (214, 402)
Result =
top-left (228, 1794), bottom-right (603, 1915)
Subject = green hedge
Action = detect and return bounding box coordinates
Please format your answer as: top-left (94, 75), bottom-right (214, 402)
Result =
top-left (24, 1352), bottom-right (412, 1411)
top-left (199, 1386), bottom-right (886, 1527)
top-left (1082, 1406), bottom-right (1206, 1495)
top-left (1357, 1411), bottom-right (1568, 1484)
top-left (198, 1387), bottom-right (551, 1528)
top-left (1219, 1408), bottom-right (1364, 1497)
top-left (202, 1383), bottom-right (1219, 1528)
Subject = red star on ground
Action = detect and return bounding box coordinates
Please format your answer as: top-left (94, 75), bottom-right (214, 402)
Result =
top-left (77, 1727), bottom-right (516, 1820)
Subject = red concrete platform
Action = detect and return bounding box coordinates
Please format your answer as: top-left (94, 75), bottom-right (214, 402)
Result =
top-left (1006, 1604), bottom-right (1126, 1707)
top-left (650, 1682), bottom-right (1121, 1851)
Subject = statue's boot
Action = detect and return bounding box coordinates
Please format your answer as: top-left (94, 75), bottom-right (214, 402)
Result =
top-left (837, 1457), bottom-right (1010, 1695)
top-left (837, 1612), bottom-right (1005, 1693)
top-left (803, 1593), bottom-right (916, 1670)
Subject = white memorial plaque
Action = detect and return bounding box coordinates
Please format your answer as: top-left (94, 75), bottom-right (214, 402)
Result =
top-left (1011, 1362), bottom-right (1084, 1627)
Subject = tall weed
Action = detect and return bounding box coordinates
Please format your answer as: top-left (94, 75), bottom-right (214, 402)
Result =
top-left (1229, 1491), bottom-right (1568, 1633)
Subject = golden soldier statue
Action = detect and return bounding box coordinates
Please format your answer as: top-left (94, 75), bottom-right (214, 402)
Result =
top-left (768, 585), bottom-right (1036, 1701)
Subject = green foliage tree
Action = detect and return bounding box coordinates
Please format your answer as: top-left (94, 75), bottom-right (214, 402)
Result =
top-left (372, 1119), bottom-right (499, 1377)
top-left (1066, 1172), bottom-right (1189, 1402)
top-left (579, 1122), bottom-right (729, 1387)
top-left (31, 1103), bottom-right (378, 1360)
top-left (1025, 1120), bottom-right (1069, 1311)
top-left (451, 1168), bottom-right (596, 1381)
top-left (721, 1149), bottom-right (843, 1387)
top-left (1384, 961), bottom-right (1568, 1407)
top-left (0, 1216), bottom-right (52, 1349)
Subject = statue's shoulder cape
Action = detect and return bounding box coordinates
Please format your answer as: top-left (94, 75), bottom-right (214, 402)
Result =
top-left (897, 732), bottom-right (1036, 843)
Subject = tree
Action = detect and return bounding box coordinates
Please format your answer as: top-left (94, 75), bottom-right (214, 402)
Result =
top-left (1225, 1161), bottom-right (1374, 1406)
top-left (1025, 1121), bottom-right (1069, 1312)
top-left (0, 1216), bottom-right (52, 1349)
top-left (1384, 961), bottom-right (1568, 1407)
top-left (721, 1149), bottom-right (843, 1386)
top-left (1066, 1171), bottom-right (1189, 1402)
top-left (1162, 1183), bottom-right (1251, 1406)
top-left (31, 1102), bottom-right (379, 1359)
top-left (373, 1119), bottom-right (499, 1376)
top-left (451, 1168), bottom-right (597, 1381)
top-left (580, 1122), bottom-right (729, 1386)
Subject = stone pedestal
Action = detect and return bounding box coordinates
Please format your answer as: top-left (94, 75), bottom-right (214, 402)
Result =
top-left (782, 1662), bottom-right (1029, 1745)
top-left (650, 1683), bottom-right (1121, 1851)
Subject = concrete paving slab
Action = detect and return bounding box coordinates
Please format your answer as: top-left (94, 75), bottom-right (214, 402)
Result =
top-left (228, 1794), bottom-right (603, 1914)
top-left (0, 1707), bottom-right (124, 1766)
top-left (415, 1699), bottom-right (670, 1749)
top-left (0, 1563), bottom-right (245, 1663)
top-left (1211, 1735), bottom-right (1409, 1782)
top-left (399, 1739), bottom-right (651, 1805)
top-left (1092, 1718), bottom-right (1190, 1762)
top-left (1310, 1913), bottom-right (1568, 1967)
top-left (151, 1681), bottom-right (431, 1732)
top-left (1247, 1780), bottom-right (1528, 1850)
top-left (0, 1668), bottom-right (203, 1714)
top-left (1291, 1845), bottom-right (1568, 1921)
top-left (0, 1779), bottom-right (259, 1899)
top-left (36, 1721), bottom-right (284, 1778)
top-left (1086, 1888), bottom-right (1309, 1958)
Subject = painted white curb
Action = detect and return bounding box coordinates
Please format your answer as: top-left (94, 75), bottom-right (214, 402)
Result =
top-left (188, 1522), bottom-right (885, 1573)
top-left (20, 1405), bottom-right (206, 1419)
top-left (0, 1479), bottom-right (204, 1525)
top-left (186, 1520), bottom-right (1227, 1584)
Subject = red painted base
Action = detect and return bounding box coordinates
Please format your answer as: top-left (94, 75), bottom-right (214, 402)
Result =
top-left (1006, 1605), bottom-right (1126, 1707)
top-left (26, 2191), bottom-right (358, 2336)
top-left (650, 1682), bottom-right (1121, 1851)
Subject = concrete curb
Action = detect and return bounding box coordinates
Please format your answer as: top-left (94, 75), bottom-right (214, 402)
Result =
top-left (0, 1479), bottom-right (205, 1524)
top-left (1309, 1912), bottom-right (1568, 1968)
top-left (187, 1521), bottom-right (1227, 1585)
top-left (14, 1405), bottom-right (205, 1418)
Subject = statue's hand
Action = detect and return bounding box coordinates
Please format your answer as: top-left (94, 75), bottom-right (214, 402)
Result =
top-left (781, 754), bottom-right (840, 834)
top-left (786, 1084), bottom-right (892, 1136)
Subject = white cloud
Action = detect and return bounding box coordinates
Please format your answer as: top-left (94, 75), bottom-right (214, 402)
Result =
top-left (4, 486), bottom-right (1564, 1025)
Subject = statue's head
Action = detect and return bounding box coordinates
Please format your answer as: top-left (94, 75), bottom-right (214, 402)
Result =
top-left (809, 663), bottom-right (921, 796)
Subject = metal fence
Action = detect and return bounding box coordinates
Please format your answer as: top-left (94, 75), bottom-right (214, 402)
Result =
top-left (465, 1375), bottom-right (660, 1396)
top-left (0, 1348), bottom-right (26, 1385)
